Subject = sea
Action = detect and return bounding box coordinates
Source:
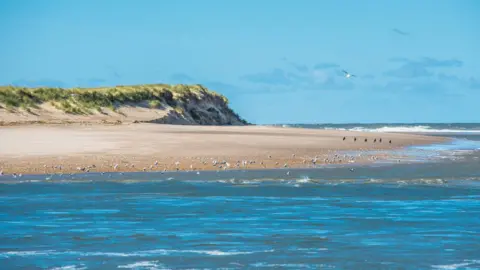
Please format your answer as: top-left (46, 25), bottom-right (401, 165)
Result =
top-left (1, 123), bottom-right (480, 270)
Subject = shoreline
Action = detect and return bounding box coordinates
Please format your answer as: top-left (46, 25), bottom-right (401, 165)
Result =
top-left (0, 123), bottom-right (448, 176)
top-left (1, 155), bottom-right (475, 184)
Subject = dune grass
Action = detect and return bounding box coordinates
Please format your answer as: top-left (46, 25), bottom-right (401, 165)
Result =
top-left (148, 99), bottom-right (162, 109)
top-left (0, 84), bottom-right (229, 115)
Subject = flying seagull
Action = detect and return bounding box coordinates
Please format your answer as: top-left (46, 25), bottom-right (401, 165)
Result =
top-left (342, 70), bottom-right (356, 79)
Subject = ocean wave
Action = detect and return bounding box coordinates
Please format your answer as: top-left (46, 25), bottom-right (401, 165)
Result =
top-left (349, 126), bottom-right (480, 133)
top-left (273, 124), bottom-right (480, 133)
top-left (299, 125), bottom-right (480, 133)
top-left (431, 259), bottom-right (480, 270)
top-left (251, 262), bottom-right (333, 269)
top-left (2, 175), bottom-right (480, 187)
top-left (49, 265), bottom-right (87, 270)
top-left (0, 248), bottom-right (274, 258)
top-left (118, 261), bottom-right (167, 269)
top-left (1, 250), bottom-right (56, 257)
top-left (407, 139), bottom-right (480, 153)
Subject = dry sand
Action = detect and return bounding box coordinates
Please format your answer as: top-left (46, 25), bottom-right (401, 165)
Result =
top-left (0, 123), bottom-right (447, 175)
top-left (0, 103), bottom-right (170, 125)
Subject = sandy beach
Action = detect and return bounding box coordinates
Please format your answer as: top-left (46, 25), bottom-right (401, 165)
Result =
top-left (0, 123), bottom-right (447, 175)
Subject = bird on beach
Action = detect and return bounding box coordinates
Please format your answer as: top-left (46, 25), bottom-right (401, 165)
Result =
top-left (354, 137), bottom-right (357, 142)
top-left (365, 138), bottom-right (368, 142)
top-left (343, 137), bottom-right (346, 141)
top-left (342, 70), bottom-right (356, 79)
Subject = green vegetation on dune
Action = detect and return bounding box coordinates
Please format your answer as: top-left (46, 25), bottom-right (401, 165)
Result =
top-left (0, 84), bottom-right (230, 115)
top-left (0, 83), bottom-right (249, 125)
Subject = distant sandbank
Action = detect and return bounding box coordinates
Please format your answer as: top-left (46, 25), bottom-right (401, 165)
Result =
top-left (0, 123), bottom-right (447, 175)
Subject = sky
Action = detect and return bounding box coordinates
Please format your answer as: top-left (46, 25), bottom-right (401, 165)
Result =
top-left (1, 0), bottom-right (479, 124)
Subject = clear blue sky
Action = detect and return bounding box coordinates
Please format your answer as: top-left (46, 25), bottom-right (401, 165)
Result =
top-left (1, 0), bottom-right (479, 124)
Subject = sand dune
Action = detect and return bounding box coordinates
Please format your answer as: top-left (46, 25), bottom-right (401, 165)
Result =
top-left (0, 84), bottom-right (248, 126)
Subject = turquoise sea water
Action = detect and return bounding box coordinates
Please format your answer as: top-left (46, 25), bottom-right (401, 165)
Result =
top-left (1, 124), bottom-right (480, 270)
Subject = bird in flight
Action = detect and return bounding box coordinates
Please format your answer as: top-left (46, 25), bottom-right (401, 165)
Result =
top-left (342, 70), bottom-right (356, 79)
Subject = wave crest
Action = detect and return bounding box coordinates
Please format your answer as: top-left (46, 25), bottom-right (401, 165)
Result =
top-left (1, 248), bottom-right (274, 258)
top-left (349, 125), bottom-right (480, 133)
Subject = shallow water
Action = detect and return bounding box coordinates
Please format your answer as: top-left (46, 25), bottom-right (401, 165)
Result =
top-left (1, 128), bottom-right (480, 269)
top-left (1, 180), bottom-right (480, 269)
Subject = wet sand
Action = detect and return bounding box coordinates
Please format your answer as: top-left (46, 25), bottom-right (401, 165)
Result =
top-left (0, 123), bottom-right (447, 175)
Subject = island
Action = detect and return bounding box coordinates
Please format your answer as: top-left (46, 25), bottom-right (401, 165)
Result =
top-left (0, 84), bottom-right (445, 175)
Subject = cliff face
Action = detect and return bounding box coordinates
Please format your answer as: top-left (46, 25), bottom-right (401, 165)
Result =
top-left (144, 88), bottom-right (247, 125)
top-left (0, 84), bottom-right (248, 126)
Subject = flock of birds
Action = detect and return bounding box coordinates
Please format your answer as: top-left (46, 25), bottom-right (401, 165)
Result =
top-left (343, 136), bottom-right (392, 144)
top-left (1, 135), bottom-right (395, 179)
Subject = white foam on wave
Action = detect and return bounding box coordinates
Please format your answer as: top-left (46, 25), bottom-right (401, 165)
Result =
top-left (49, 265), bottom-right (86, 270)
top-left (1, 250), bottom-right (55, 257)
top-left (333, 125), bottom-right (480, 134)
top-left (252, 262), bottom-right (333, 269)
top-left (296, 176), bottom-right (311, 183)
top-left (0, 248), bottom-right (273, 258)
top-left (388, 138), bottom-right (480, 163)
top-left (44, 211), bottom-right (70, 215)
top-left (350, 125), bottom-right (433, 133)
top-left (190, 250), bottom-right (249, 256)
top-left (432, 259), bottom-right (480, 269)
top-left (118, 261), bottom-right (167, 269)
top-left (410, 139), bottom-right (480, 152)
